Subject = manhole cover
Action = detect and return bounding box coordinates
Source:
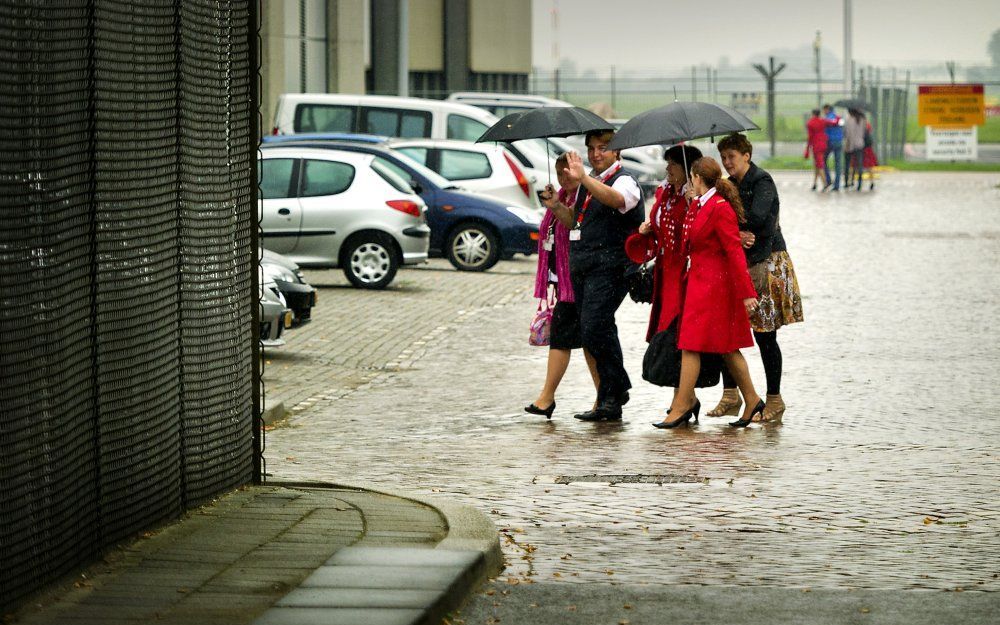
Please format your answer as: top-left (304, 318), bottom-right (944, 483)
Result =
top-left (552, 474), bottom-right (706, 485)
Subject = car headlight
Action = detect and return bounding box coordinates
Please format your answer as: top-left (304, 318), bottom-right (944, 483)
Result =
top-left (261, 262), bottom-right (297, 283)
top-left (506, 206), bottom-right (541, 225)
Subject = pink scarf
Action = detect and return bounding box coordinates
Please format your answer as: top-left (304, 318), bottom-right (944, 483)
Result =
top-left (533, 187), bottom-right (577, 302)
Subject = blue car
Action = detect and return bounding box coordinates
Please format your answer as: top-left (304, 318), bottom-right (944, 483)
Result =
top-left (261, 134), bottom-right (539, 271)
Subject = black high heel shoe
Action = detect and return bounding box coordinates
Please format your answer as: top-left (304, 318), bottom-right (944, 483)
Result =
top-left (525, 401), bottom-right (556, 419)
top-left (652, 399), bottom-right (700, 429)
top-left (729, 399), bottom-right (765, 428)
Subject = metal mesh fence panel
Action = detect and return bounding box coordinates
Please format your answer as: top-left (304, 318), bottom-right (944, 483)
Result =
top-left (0, 0), bottom-right (256, 610)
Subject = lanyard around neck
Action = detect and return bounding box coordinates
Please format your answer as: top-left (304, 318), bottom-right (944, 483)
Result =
top-left (576, 163), bottom-right (622, 227)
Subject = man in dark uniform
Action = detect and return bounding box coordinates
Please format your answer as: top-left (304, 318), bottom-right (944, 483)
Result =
top-left (541, 129), bottom-right (644, 420)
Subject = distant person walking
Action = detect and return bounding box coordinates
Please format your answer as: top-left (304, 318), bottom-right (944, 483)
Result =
top-left (525, 154), bottom-right (600, 419)
top-left (540, 129), bottom-right (644, 421)
top-left (652, 156), bottom-right (764, 429)
top-left (711, 133), bottom-right (804, 423)
top-left (844, 108), bottom-right (866, 191)
top-left (862, 118), bottom-right (878, 190)
top-left (805, 109), bottom-right (830, 191)
top-left (821, 104), bottom-right (843, 191)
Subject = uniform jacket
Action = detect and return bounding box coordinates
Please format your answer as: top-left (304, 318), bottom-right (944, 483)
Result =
top-left (676, 191), bottom-right (756, 354)
top-left (625, 183), bottom-right (687, 341)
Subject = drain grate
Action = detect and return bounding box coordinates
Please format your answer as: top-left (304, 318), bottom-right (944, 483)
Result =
top-left (552, 474), bottom-right (706, 485)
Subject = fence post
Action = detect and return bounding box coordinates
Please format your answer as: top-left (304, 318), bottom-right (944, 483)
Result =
top-left (898, 70), bottom-right (911, 160)
top-left (611, 65), bottom-right (616, 112)
top-left (753, 56), bottom-right (786, 160)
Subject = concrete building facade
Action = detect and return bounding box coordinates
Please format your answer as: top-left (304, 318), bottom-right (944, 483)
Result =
top-left (259, 0), bottom-right (532, 132)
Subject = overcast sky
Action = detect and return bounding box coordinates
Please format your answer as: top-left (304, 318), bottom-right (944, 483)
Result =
top-left (531, 0), bottom-right (999, 70)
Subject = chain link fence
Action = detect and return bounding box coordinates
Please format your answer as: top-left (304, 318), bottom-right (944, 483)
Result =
top-left (530, 64), bottom-right (1000, 159)
top-left (0, 0), bottom-right (257, 610)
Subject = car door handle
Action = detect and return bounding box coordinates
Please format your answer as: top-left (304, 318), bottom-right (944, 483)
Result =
top-left (278, 208), bottom-right (291, 216)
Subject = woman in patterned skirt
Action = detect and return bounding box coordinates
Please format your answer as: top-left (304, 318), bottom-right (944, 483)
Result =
top-left (711, 133), bottom-right (804, 423)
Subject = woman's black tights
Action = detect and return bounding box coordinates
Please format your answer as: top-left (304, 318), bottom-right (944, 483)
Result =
top-left (721, 331), bottom-right (782, 395)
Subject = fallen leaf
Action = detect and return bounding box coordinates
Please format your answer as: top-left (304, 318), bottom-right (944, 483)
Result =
top-left (568, 605), bottom-right (577, 611)
top-left (860, 607), bottom-right (870, 614)
top-left (623, 603), bottom-right (633, 609)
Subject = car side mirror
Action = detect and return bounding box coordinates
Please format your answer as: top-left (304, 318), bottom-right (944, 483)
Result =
top-left (410, 180), bottom-right (424, 195)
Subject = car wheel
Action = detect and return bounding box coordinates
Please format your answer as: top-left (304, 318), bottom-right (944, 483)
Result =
top-left (341, 232), bottom-right (398, 289)
top-left (446, 223), bottom-right (500, 272)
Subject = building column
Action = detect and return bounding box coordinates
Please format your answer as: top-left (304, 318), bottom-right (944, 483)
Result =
top-left (328, 0), bottom-right (366, 94)
top-left (370, 0), bottom-right (409, 95)
top-left (443, 0), bottom-right (468, 93)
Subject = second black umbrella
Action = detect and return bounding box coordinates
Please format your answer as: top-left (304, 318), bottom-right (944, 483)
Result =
top-left (608, 101), bottom-right (759, 150)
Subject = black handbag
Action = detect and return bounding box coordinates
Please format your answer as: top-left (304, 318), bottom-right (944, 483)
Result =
top-left (642, 320), bottom-right (723, 388)
top-left (624, 259), bottom-right (654, 304)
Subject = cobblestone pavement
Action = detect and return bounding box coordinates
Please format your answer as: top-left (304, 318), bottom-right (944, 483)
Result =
top-left (262, 171), bottom-right (1000, 592)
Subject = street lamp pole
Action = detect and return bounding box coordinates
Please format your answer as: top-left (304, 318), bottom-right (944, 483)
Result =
top-left (814, 30), bottom-right (822, 109)
top-left (843, 0), bottom-right (853, 95)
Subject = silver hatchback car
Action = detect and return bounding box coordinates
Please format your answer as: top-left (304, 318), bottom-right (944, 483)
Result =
top-left (259, 146), bottom-right (430, 289)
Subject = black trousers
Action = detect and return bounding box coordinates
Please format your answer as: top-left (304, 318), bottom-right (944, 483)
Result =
top-left (570, 265), bottom-right (631, 402)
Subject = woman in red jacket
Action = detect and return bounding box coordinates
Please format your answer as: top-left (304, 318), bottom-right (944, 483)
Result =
top-left (625, 144), bottom-right (703, 412)
top-left (653, 157), bottom-right (765, 429)
top-left (626, 144), bottom-right (703, 341)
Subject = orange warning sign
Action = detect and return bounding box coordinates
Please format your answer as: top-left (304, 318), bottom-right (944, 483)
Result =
top-left (918, 84), bottom-right (985, 127)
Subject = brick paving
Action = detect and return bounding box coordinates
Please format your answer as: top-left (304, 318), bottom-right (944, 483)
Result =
top-left (262, 171), bottom-right (1000, 592)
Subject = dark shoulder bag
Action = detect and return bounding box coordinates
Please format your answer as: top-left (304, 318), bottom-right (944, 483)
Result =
top-left (642, 319), bottom-right (724, 388)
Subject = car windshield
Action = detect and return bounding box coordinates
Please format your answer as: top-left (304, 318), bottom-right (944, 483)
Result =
top-left (387, 150), bottom-right (457, 190)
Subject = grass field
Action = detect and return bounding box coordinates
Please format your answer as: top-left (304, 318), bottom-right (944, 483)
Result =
top-left (758, 156), bottom-right (1000, 172)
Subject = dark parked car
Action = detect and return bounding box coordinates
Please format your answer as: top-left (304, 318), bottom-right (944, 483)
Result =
top-left (262, 134), bottom-right (539, 271)
top-left (261, 248), bottom-right (317, 326)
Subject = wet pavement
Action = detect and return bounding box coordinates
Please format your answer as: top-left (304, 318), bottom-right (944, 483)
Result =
top-left (261, 171), bottom-right (1000, 600)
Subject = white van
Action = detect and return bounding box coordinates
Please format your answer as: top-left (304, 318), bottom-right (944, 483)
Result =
top-left (445, 92), bottom-right (573, 117)
top-left (272, 93), bottom-right (499, 142)
top-left (271, 93), bottom-right (557, 194)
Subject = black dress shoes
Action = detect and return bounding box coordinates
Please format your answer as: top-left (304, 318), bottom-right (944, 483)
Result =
top-left (573, 400), bottom-right (623, 421)
top-left (524, 401), bottom-right (556, 419)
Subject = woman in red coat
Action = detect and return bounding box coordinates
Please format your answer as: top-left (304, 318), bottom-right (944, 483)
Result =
top-left (654, 157), bottom-right (765, 429)
top-left (625, 144), bottom-right (703, 341)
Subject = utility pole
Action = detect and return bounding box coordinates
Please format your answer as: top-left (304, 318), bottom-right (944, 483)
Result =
top-left (843, 0), bottom-right (853, 95)
top-left (946, 61), bottom-right (956, 84)
top-left (753, 56), bottom-right (786, 160)
top-left (691, 65), bottom-right (697, 101)
top-left (814, 30), bottom-right (823, 109)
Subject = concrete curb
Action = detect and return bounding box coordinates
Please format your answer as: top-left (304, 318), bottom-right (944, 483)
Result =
top-left (267, 480), bottom-right (503, 623)
top-left (261, 401), bottom-right (288, 425)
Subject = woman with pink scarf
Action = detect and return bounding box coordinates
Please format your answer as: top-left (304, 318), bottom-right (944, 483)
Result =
top-left (524, 154), bottom-right (599, 419)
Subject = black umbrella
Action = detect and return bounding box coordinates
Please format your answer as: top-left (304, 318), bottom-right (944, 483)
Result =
top-left (833, 98), bottom-right (871, 111)
top-left (476, 106), bottom-right (613, 143)
top-left (477, 106), bottom-right (613, 184)
top-left (608, 101), bottom-right (759, 151)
